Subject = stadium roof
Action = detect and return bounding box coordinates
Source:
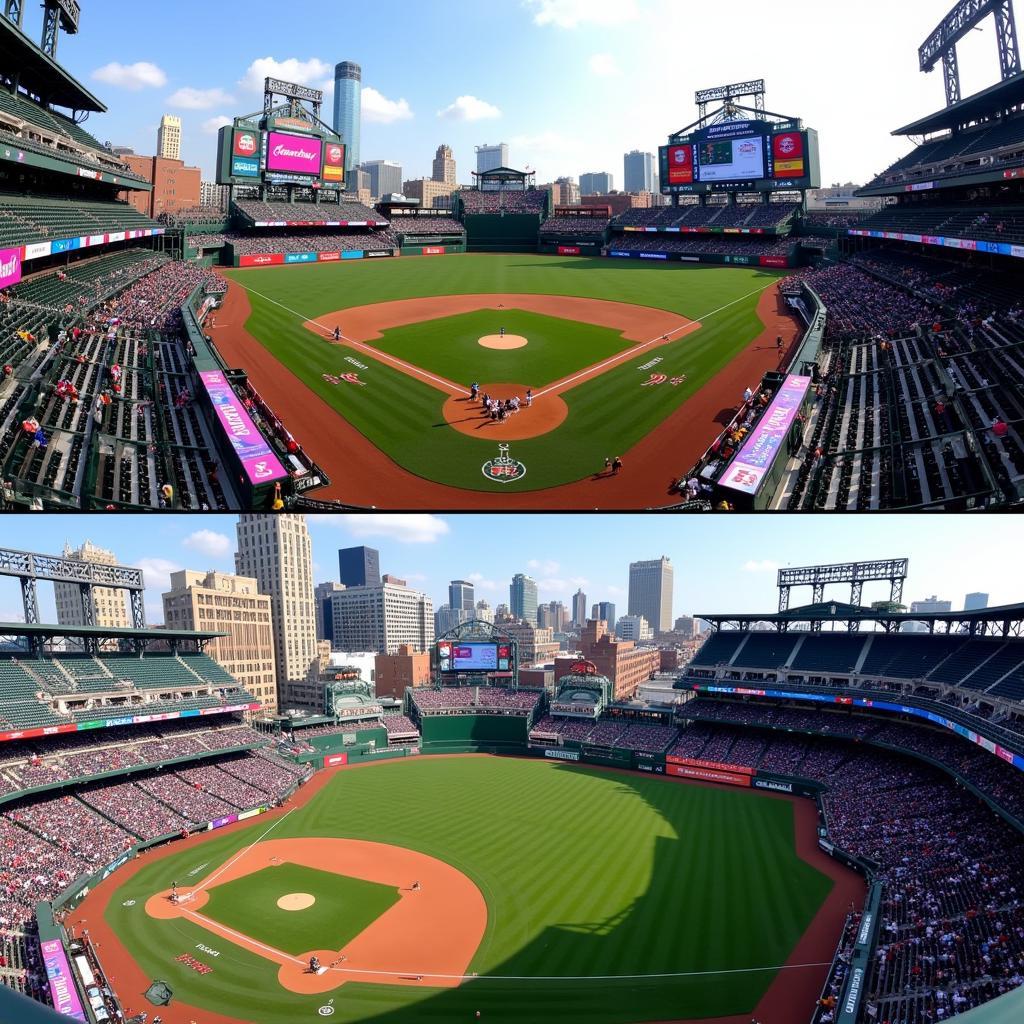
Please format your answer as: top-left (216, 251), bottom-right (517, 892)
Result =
top-left (0, 17), bottom-right (106, 113)
top-left (0, 622), bottom-right (227, 641)
top-left (893, 73), bottom-right (1024, 135)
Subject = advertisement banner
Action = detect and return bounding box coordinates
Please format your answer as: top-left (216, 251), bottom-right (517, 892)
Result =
top-left (422, 246), bottom-right (446, 255)
top-left (317, 251), bottom-right (341, 262)
top-left (107, 232), bottom-right (126, 243)
top-left (721, 373), bottom-right (813, 496)
top-left (666, 755), bottom-right (755, 776)
top-left (0, 247), bottom-right (22, 288)
top-left (41, 939), bottom-right (86, 1022)
top-left (233, 156), bottom-right (260, 177)
top-left (759, 255), bottom-right (789, 268)
top-left (208, 814), bottom-right (238, 830)
top-left (324, 753), bottom-right (349, 767)
top-left (284, 252), bottom-right (317, 264)
top-left (198, 370), bottom-right (288, 485)
top-left (24, 241), bottom-right (52, 261)
top-left (342, 250), bottom-right (365, 260)
top-left (238, 253), bottom-right (284, 267)
top-left (667, 145), bottom-right (695, 185)
top-left (772, 132), bottom-right (805, 178)
top-left (323, 142), bottom-right (346, 181)
top-left (88, 234), bottom-right (106, 248)
top-left (365, 250), bottom-right (391, 257)
top-left (266, 131), bottom-right (323, 175)
top-left (233, 128), bottom-right (260, 163)
top-left (544, 748), bottom-right (581, 762)
top-left (50, 238), bottom-right (72, 254)
top-left (557, 245), bottom-right (581, 256)
top-left (666, 764), bottom-right (752, 787)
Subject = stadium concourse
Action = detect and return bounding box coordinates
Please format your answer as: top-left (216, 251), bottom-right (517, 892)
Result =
top-left (2, 596), bottom-right (1024, 1023)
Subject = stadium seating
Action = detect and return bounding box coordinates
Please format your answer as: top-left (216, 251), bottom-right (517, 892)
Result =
top-left (232, 198), bottom-right (384, 225)
top-left (388, 216), bottom-right (465, 237)
top-left (459, 190), bottom-right (548, 214)
top-left (0, 194), bottom-right (160, 249)
top-left (539, 215), bottom-right (611, 236)
top-left (225, 230), bottom-right (398, 255)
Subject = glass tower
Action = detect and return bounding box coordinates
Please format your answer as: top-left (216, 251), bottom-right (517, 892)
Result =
top-left (333, 61), bottom-right (361, 176)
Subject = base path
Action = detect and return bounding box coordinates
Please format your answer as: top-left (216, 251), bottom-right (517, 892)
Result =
top-left (210, 281), bottom-right (799, 508)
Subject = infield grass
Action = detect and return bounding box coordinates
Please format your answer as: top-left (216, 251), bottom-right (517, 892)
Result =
top-left (222, 254), bottom-right (779, 491)
top-left (106, 757), bottom-right (834, 1024)
top-left (200, 862), bottom-right (399, 957)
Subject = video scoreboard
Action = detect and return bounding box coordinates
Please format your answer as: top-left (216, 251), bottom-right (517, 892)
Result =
top-left (216, 119), bottom-right (346, 190)
top-left (660, 120), bottom-right (819, 194)
top-left (437, 641), bottom-right (513, 674)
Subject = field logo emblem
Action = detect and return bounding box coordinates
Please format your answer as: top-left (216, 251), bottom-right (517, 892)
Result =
top-left (121, 899), bottom-right (136, 907)
top-left (482, 443), bottom-right (526, 483)
top-left (318, 999), bottom-right (336, 1016)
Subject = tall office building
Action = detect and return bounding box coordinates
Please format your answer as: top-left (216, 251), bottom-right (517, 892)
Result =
top-left (623, 150), bottom-right (654, 193)
top-left (539, 601), bottom-right (568, 633)
top-left (361, 160), bottom-right (404, 198)
top-left (572, 589), bottom-right (587, 628)
top-left (54, 541), bottom-right (130, 643)
top-left (156, 114), bottom-right (181, 161)
top-left (591, 601), bottom-right (617, 631)
top-left (904, 595), bottom-right (954, 633)
top-left (449, 580), bottom-right (475, 613)
top-left (333, 61), bottom-right (361, 174)
top-left (510, 573), bottom-right (539, 624)
top-left (234, 514), bottom-right (318, 708)
top-left (162, 570), bottom-right (278, 712)
top-left (475, 599), bottom-right (494, 624)
top-left (432, 144), bottom-right (456, 185)
top-left (616, 615), bottom-right (653, 642)
top-left (338, 546), bottom-right (380, 588)
top-left (628, 557), bottom-right (674, 633)
top-left (476, 143), bottom-right (509, 173)
top-left (964, 592), bottom-right (989, 611)
top-left (580, 172), bottom-right (613, 195)
top-left (330, 580), bottom-right (433, 654)
top-left (199, 180), bottom-right (228, 210)
top-left (314, 581), bottom-right (346, 645)
top-left (434, 604), bottom-right (467, 636)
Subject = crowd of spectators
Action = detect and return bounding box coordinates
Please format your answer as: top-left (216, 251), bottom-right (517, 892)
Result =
top-left (802, 211), bottom-right (868, 229)
top-left (159, 207), bottom-right (227, 227)
top-left (459, 189), bottom-right (548, 214)
top-left (96, 261), bottom-right (225, 331)
top-left (529, 715), bottom-right (678, 752)
top-left (225, 230), bottom-right (398, 255)
top-left (412, 687), bottom-right (542, 715)
top-left (388, 216), bottom-right (465, 237)
top-left (539, 215), bottom-right (611, 236)
top-left (232, 198), bottom-right (384, 226)
top-left (608, 234), bottom-right (795, 257)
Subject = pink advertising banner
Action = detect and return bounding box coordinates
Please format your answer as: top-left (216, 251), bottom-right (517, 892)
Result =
top-left (198, 370), bottom-right (288, 485)
top-left (41, 939), bottom-right (86, 1021)
top-left (0, 246), bottom-right (22, 289)
top-left (266, 131), bottom-right (323, 175)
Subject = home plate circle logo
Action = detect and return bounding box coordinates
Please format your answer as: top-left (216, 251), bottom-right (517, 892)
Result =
top-left (482, 444), bottom-right (526, 483)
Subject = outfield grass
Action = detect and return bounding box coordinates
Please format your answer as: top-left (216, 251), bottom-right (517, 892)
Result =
top-left (369, 309), bottom-right (635, 389)
top-left (223, 255), bottom-right (779, 491)
top-left (200, 862), bottom-right (399, 957)
top-left (106, 757), bottom-right (832, 1024)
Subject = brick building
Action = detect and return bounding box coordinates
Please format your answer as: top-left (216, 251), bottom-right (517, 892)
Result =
top-left (121, 154), bottom-right (201, 218)
top-left (375, 644), bottom-right (431, 698)
top-left (577, 620), bottom-right (660, 700)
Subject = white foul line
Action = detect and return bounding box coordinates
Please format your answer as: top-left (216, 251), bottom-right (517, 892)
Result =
top-left (230, 280), bottom-right (471, 396)
top-left (532, 283), bottom-right (771, 399)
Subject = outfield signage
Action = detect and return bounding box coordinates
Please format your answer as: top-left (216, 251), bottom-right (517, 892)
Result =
top-left (41, 939), bottom-right (86, 1022)
top-left (753, 778), bottom-right (792, 793)
top-left (324, 753), bottom-right (348, 767)
top-left (8, 229), bottom-right (165, 267)
top-left (199, 370), bottom-right (288, 485)
top-left (666, 755), bottom-right (755, 776)
top-left (665, 763), bottom-right (752, 787)
top-left (250, 219), bottom-right (386, 228)
top-left (848, 228), bottom-right (1024, 260)
top-left (694, 684), bottom-right (1024, 773)
top-left (422, 246), bottom-right (446, 255)
top-left (720, 374), bottom-right (812, 497)
top-left (557, 245), bottom-right (582, 255)
top-left (208, 813), bottom-right (239, 830)
top-left (544, 748), bottom-right (581, 761)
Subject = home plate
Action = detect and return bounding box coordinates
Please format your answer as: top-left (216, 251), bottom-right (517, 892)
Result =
top-left (479, 334), bottom-right (528, 350)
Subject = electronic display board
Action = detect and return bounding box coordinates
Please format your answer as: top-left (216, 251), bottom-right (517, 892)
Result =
top-left (265, 131), bottom-right (324, 176)
top-left (437, 641), bottom-right (513, 673)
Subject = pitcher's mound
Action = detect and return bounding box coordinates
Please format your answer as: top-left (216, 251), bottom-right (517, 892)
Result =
top-left (479, 334), bottom-right (528, 350)
top-left (278, 892), bottom-right (315, 911)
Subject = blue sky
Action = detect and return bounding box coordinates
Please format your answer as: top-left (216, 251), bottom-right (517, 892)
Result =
top-left (32, 0), bottom-right (1011, 186)
top-left (0, 514), bottom-right (1018, 628)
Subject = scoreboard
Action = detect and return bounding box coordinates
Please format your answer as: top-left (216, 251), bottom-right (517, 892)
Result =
top-left (215, 118), bottom-right (346, 190)
top-left (660, 120), bottom-right (819, 194)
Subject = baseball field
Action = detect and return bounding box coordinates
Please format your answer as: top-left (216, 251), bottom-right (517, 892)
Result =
top-left (209, 254), bottom-right (798, 507)
top-left (72, 757), bottom-right (864, 1024)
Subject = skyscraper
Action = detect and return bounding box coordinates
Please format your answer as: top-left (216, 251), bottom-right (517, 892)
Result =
top-left (432, 144), bottom-right (456, 185)
top-left (157, 114), bottom-right (181, 161)
top-left (54, 541), bottom-right (130, 644)
top-left (235, 514), bottom-right (318, 708)
top-left (591, 601), bottom-right (617, 631)
top-left (314, 581), bottom-right (346, 645)
top-left (331, 579), bottom-right (434, 654)
top-left (475, 599), bottom-right (494, 623)
top-left (338, 547), bottom-right (380, 588)
top-left (510, 573), bottom-right (539, 624)
top-left (964, 592), bottom-right (989, 611)
top-left (162, 570), bottom-right (278, 712)
top-left (333, 61), bottom-right (361, 175)
top-left (904, 596), bottom-right (953, 633)
top-left (580, 172), bottom-right (613, 195)
top-left (572, 589), bottom-right (587, 628)
top-left (628, 557), bottom-right (673, 633)
top-left (623, 150), bottom-right (654, 192)
top-left (361, 160), bottom-right (403, 198)
top-left (449, 580), bottom-right (476, 613)
top-left (476, 143), bottom-right (509, 173)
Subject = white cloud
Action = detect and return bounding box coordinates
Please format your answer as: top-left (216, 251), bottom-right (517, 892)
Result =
top-left (467, 572), bottom-right (500, 592)
top-left (606, 585), bottom-right (626, 597)
top-left (527, 559), bottom-right (560, 575)
top-left (134, 557), bottom-right (183, 600)
top-left (92, 61), bottom-right (167, 91)
top-left (538, 576), bottom-right (589, 593)
top-left (201, 115), bottom-right (233, 135)
top-left (742, 559), bottom-right (780, 573)
top-left (588, 53), bottom-right (621, 77)
top-left (167, 86), bottom-right (235, 110)
top-left (524, 0), bottom-right (639, 29)
top-left (363, 86), bottom-right (414, 124)
top-left (0, 608), bottom-right (25, 623)
top-left (182, 529), bottom-right (232, 559)
top-left (238, 57), bottom-right (333, 93)
top-left (437, 95), bottom-right (501, 122)
top-left (324, 515), bottom-right (449, 545)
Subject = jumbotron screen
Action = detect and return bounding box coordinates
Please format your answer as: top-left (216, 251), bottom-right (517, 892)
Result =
top-left (660, 123), bottom-right (819, 194)
top-left (437, 641), bottom-right (512, 673)
top-left (265, 131), bottom-right (324, 176)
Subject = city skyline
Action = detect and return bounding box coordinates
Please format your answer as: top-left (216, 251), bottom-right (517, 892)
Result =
top-left (40, 0), bottom-right (1002, 190)
top-left (0, 515), bottom-right (1019, 634)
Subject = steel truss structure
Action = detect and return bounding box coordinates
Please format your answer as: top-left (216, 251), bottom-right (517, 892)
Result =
top-left (777, 559), bottom-right (908, 630)
top-left (0, 546), bottom-right (146, 629)
top-left (919, 0), bottom-right (1021, 107)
